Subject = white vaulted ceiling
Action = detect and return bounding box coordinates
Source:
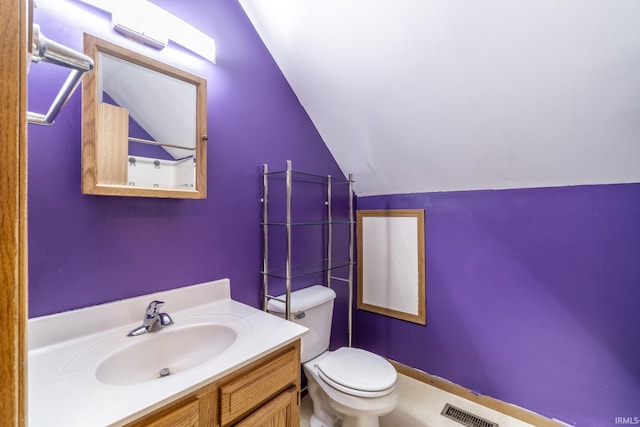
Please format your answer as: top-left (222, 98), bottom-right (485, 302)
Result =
top-left (240, 0), bottom-right (640, 196)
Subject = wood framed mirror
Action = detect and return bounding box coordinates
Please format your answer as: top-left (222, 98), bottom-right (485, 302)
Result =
top-left (82, 34), bottom-right (207, 198)
top-left (357, 209), bottom-right (426, 325)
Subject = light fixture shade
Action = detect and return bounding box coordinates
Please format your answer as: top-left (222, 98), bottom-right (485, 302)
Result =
top-left (168, 18), bottom-right (216, 64)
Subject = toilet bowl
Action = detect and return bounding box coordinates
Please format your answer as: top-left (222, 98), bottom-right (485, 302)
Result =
top-left (303, 348), bottom-right (398, 427)
top-left (266, 285), bottom-right (399, 427)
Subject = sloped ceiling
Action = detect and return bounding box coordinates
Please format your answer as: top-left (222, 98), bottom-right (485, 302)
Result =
top-left (239, 0), bottom-right (640, 196)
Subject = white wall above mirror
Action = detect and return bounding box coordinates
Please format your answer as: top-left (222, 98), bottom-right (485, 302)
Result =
top-left (82, 33), bottom-right (208, 199)
top-left (357, 209), bottom-right (426, 325)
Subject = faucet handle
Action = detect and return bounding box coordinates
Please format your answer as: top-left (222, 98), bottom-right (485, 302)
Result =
top-left (145, 300), bottom-right (164, 318)
top-left (128, 300), bottom-right (172, 336)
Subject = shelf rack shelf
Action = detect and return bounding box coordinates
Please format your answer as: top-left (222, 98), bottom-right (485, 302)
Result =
top-left (261, 160), bottom-right (354, 346)
top-left (261, 221), bottom-right (354, 227)
top-left (261, 259), bottom-right (352, 280)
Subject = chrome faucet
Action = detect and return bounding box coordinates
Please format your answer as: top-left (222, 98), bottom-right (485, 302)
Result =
top-left (127, 300), bottom-right (174, 337)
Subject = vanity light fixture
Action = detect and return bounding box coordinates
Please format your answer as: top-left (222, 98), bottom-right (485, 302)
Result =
top-left (111, 8), bottom-right (169, 50)
top-left (76, 0), bottom-right (216, 63)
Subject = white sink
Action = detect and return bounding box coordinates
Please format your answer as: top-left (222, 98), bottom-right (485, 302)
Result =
top-left (96, 324), bottom-right (237, 385)
top-left (28, 278), bottom-right (308, 427)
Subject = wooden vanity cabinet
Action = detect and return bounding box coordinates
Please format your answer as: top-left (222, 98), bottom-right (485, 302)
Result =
top-left (125, 340), bottom-right (301, 427)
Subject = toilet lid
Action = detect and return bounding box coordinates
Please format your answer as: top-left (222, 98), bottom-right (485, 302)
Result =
top-left (316, 348), bottom-right (397, 396)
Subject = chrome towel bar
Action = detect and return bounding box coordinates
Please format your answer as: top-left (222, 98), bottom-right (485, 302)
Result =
top-left (27, 24), bottom-right (94, 126)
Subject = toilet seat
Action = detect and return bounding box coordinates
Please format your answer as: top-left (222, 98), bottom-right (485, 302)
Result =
top-left (316, 348), bottom-right (397, 398)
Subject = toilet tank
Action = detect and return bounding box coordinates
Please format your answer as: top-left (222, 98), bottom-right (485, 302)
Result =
top-left (267, 285), bottom-right (336, 363)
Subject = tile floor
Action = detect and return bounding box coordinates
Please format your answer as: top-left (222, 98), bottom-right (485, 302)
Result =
top-left (300, 373), bottom-right (536, 427)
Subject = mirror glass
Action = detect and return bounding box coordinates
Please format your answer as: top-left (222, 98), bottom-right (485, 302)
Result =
top-left (82, 34), bottom-right (207, 198)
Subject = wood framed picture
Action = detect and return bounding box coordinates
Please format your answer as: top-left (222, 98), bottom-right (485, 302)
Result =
top-left (357, 209), bottom-right (426, 325)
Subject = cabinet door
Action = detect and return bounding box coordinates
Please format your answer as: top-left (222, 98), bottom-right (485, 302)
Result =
top-left (141, 399), bottom-right (200, 427)
top-left (126, 382), bottom-right (217, 427)
top-left (234, 387), bottom-right (298, 427)
top-left (219, 347), bottom-right (298, 425)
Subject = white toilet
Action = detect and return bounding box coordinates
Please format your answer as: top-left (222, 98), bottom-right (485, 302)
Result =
top-left (268, 285), bottom-right (399, 427)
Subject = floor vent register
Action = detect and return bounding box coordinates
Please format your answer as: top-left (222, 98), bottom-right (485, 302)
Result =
top-left (441, 403), bottom-right (499, 427)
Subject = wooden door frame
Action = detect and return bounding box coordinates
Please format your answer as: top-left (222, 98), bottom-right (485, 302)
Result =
top-left (0, 0), bottom-right (29, 425)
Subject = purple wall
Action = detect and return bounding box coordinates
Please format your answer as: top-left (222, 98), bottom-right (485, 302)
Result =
top-left (27, 0), bottom-right (346, 327)
top-left (355, 184), bottom-right (640, 426)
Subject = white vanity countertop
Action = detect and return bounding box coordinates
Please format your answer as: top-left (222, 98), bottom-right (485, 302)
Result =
top-left (28, 279), bottom-right (307, 427)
